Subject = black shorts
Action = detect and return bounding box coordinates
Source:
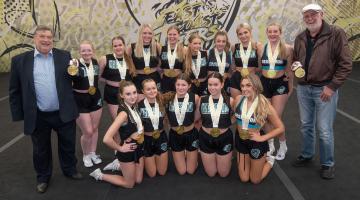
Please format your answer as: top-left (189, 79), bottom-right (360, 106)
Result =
top-left (161, 75), bottom-right (176, 93)
top-left (199, 128), bottom-right (233, 155)
top-left (104, 84), bottom-right (119, 105)
top-left (144, 131), bottom-right (168, 157)
top-left (134, 71), bottom-right (161, 93)
top-left (260, 75), bottom-right (289, 98)
top-left (169, 128), bottom-right (199, 152)
top-left (230, 71), bottom-right (242, 91)
top-left (116, 140), bottom-right (144, 163)
top-left (191, 80), bottom-right (208, 96)
top-left (234, 130), bottom-right (269, 160)
top-left (73, 90), bottom-right (102, 113)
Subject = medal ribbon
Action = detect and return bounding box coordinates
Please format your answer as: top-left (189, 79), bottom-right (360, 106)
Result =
top-left (143, 46), bottom-right (151, 67)
top-left (113, 53), bottom-right (127, 80)
top-left (125, 103), bottom-right (144, 134)
top-left (209, 95), bottom-right (224, 128)
top-left (191, 51), bottom-right (201, 79)
top-left (241, 96), bottom-right (259, 130)
top-left (167, 43), bottom-right (177, 69)
top-left (267, 41), bottom-right (280, 71)
top-left (214, 49), bottom-right (226, 75)
top-left (80, 58), bottom-right (94, 87)
top-left (239, 41), bottom-right (252, 68)
top-left (144, 98), bottom-right (160, 130)
top-left (174, 93), bottom-right (189, 126)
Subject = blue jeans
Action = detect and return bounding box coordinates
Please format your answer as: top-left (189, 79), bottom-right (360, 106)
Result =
top-left (297, 85), bottom-right (338, 167)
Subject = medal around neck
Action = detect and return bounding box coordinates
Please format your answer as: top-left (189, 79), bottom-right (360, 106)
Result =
top-left (267, 70), bottom-right (277, 78)
top-left (239, 129), bottom-right (250, 140)
top-left (88, 86), bottom-right (96, 95)
top-left (144, 66), bottom-right (151, 74)
top-left (241, 68), bottom-right (249, 77)
top-left (67, 59), bottom-right (79, 76)
top-left (292, 61), bottom-right (305, 78)
top-left (152, 130), bottom-right (161, 139)
top-left (210, 128), bottom-right (221, 137)
top-left (176, 125), bottom-right (184, 135)
top-left (135, 133), bottom-right (144, 144)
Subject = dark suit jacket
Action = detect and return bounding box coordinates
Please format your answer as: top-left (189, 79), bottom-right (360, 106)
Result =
top-left (9, 48), bottom-right (79, 135)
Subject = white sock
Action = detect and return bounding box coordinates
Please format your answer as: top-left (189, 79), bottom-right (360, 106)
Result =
top-left (279, 140), bottom-right (287, 149)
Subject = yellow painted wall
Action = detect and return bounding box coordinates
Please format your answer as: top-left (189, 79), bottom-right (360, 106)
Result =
top-left (0, 0), bottom-right (359, 72)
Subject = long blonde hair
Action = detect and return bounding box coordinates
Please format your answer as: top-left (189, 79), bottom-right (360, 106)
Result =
top-left (235, 23), bottom-right (257, 49)
top-left (266, 22), bottom-right (287, 59)
top-left (141, 79), bottom-right (165, 113)
top-left (134, 24), bottom-right (158, 57)
top-left (112, 36), bottom-right (136, 77)
top-left (184, 32), bottom-right (202, 76)
top-left (241, 74), bottom-right (271, 127)
top-left (214, 30), bottom-right (230, 53)
top-left (167, 25), bottom-right (184, 62)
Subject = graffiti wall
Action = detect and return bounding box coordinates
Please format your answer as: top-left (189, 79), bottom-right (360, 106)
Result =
top-left (0, 0), bottom-right (359, 72)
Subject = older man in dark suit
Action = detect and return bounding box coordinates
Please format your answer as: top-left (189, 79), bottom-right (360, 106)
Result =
top-left (9, 25), bottom-right (82, 193)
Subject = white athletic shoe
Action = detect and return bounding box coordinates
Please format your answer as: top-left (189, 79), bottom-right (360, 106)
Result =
top-left (103, 159), bottom-right (120, 171)
top-left (275, 145), bottom-right (288, 161)
top-left (266, 155), bottom-right (275, 167)
top-left (89, 152), bottom-right (102, 165)
top-left (267, 139), bottom-right (275, 156)
top-left (83, 154), bottom-right (93, 168)
top-left (89, 168), bottom-right (103, 181)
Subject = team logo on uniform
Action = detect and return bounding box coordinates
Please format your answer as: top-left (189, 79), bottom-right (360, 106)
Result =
top-left (222, 144), bottom-right (232, 153)
top-left (160, 143), bottom-right (168, 152)
top-left (97, 99), bottom-right (103, 107)
top-left (192, 140), bottom-right (199, 149)
top-left (277, 86), bottom-right (286, 94)
top-left (250, 148), bottom-right (261, 159)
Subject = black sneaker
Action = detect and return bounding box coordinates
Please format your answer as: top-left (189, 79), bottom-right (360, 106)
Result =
top-left (320, 165), bottom-right (335, 179)
top-left (291, 155), bottom-right (313, 167)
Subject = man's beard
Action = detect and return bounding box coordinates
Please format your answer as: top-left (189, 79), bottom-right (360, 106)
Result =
top-left (306, 20), bottom-right (322, 33)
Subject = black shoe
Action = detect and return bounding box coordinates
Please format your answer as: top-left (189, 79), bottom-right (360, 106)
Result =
top-left (66, 172), bottom-right (83, 180)
top-left (36, 182), bottom-right (48, 193)
top-left (320, 165), bottom-right (335, 179)
top-left (291, 155), bottom-right (313, 167)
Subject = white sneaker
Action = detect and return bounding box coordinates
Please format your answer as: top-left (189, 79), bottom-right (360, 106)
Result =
top-left (267, 139), bottom-right (275, 156)
top-left (266, 155), bottom-right (275, 167)
top-left (89, 152), bottom-right (102, 165)
top-left (275, 145), bottom-right (288, 161)
top-left (103, 159), bottom-right (120, 171)
top-left (83, 154), bottom-right (93, 168)
top-left (89, 168), bottom-right (103, 181)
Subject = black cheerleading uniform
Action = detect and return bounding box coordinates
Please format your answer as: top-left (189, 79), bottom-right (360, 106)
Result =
top-left (160, 45), bottom-right (184, 93)
top-left (260, 43), bottom-right (289, 98)
top-left (207, 48), bottom-right (232, 95)
top-left (189, 50), bottom-right (208, 96)
top-left (231, 43), bottom-right (259, 91)
top-left (138, 99), bottom-right (168, 157)
top-left (102, 54), bottom-right (132, 105)
top-left (234, 96), bottom-right (269, 159)
top-left (166, 92), bottom-right (199, 152)
top-left (199, 95), bottom-right (233, 155)
top-left (116, 105), bottom-right (144, 163)
top-left (72, 58), bottom-right (102, 113)
top-left (131, 43), bottom-right (161, 92)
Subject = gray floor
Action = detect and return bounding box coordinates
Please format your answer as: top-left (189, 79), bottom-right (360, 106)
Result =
top-left (0, 64), bottom-right (359, 200)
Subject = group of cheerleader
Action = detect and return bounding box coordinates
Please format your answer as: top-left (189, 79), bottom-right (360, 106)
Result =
top-left (68, 22), bottom-right (293, 187)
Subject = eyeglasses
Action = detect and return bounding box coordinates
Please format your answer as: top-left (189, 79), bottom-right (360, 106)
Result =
top-left (303, 11), bottom-right (320, 20)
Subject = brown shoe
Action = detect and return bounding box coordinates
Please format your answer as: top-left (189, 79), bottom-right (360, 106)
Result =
top-left (320, 165), bottom-right (335, 179)
top-left (36, 182), bottom-right (48, 193)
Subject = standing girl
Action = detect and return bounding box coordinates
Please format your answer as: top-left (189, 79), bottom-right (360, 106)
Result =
top-left (70, 40), bottom-right (103, 167)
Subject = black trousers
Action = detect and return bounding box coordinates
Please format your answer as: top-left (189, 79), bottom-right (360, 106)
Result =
top-left (31, 110), bottom-right (77, 183)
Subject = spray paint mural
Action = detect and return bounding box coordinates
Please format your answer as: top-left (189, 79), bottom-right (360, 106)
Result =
top-left (0, 0), bottom-right (359, 72)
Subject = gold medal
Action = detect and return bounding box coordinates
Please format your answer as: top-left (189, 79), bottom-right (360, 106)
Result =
top-left (144, 66), bottom-right (151, 75)
top-left (194, 79), bottom-right (200, 87)
top-left (135, 133), bottom-right (144, 144)
top-left (239, 129), bottom-right (250, 140)
top-left (176, 126), bottom-right (184, 135)
top-left (210, 128), bottom-right (221, 138)
top-left (67, 65), bottom-right (78, 76)
top-left (240, 68), bottom-right (249, 77)
top-left (295, 67), bottom-right (305, 78)
top-left (267, 70), bottom-right (277, 78)
top-left (88, 86), bottom-right (96, 95)
top-left (164, 69), bottom-right (177, 77)
top-left (152, 130), bottom-right (161, 139)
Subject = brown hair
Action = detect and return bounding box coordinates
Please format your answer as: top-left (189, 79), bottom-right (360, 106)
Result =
top-left (118, 81), bottom-right (137, 115)
top-left (167, 25), bottom-right (184, 62)
top-left (184, 32), bottom-right (202, 76)
top-left (162, 73), bottom-right (192, 105)
top-left (214, 30), bottom-right (230, 52)
top-left (141, 79), bottom-right (165, 113)
top-left (208, 72), bottom-right (230, 107)
top-left (112, 36), bottom-right (136, 77)
top-left (34, 25), bottom-right (54, 36)
top-left (266, 22), bottom-right (287, 59)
